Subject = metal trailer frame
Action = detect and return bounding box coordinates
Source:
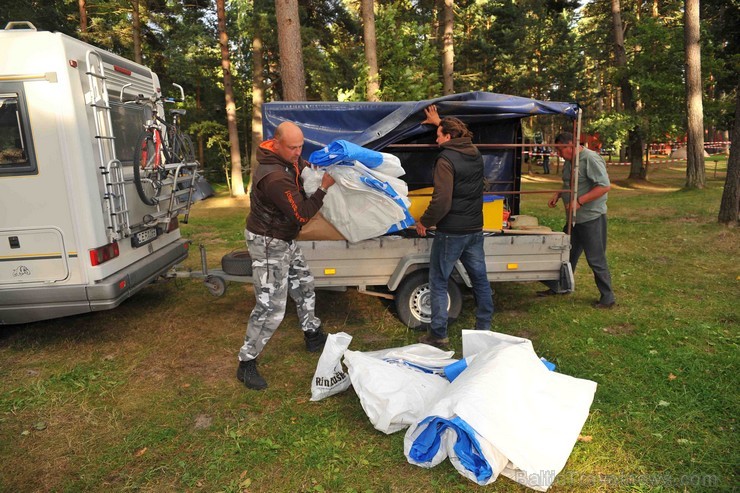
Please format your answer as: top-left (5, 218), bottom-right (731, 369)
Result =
top-left (178, 97), bottom-right (583, 329)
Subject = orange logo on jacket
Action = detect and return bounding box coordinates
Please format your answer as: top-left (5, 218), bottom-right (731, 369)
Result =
top-left (284, 190), bottom-right (309, 224)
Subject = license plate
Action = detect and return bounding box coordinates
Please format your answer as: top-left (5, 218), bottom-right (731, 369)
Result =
top-left (131, 227), bottom-right (159, 247)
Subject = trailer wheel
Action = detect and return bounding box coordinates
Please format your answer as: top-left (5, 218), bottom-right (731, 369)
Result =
top-left (221, 251), bottom-right (253, 276)
top-left (205, 275), bottom-right (226, 297)
top-left (394, 270), bottom-right (462, 330)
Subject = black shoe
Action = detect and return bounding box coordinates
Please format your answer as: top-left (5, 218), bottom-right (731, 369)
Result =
top-left (593, 301), bottom-right (616, 309)
top-left (304, 329), bottom-right (327, 353)
top-left (236, 360), bottom-right (267, 390)
top-left (418, 333), bottom-right (450, 350)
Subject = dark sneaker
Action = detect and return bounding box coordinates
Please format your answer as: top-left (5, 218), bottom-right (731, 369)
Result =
top-left (593, 301), bottom-right (616, 309)
top-left (418, 333), bottom-right (450, 350)
top-left (304, 329), bottom-right (327, 353)
top-left (236, 359), bottom-right (267, 390)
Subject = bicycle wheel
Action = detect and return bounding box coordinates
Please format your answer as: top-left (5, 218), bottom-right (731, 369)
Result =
top-left (133, 130), bottom-right (166, 206)
top-left (169, 130), bottom-right (196, 164)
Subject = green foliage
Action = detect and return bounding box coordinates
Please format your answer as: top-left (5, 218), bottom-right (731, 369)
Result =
top-left (586, 111), bottom-right (633, 151)
top-left (5, 0), bottom-right (737, 180)
top-left (348, 2), bottom-right (442, 101)
top-left (3, 0), bottom-right (76, 34)
top-left (455, 0), bottom-right (583, 100)
top-left (627, 15), bottom-right (685, 144)
top-left (189, 120), bottom-right (230, 180)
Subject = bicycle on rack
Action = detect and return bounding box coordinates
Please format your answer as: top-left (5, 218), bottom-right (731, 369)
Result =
top-left (129, 84), bottom-right (196, 206)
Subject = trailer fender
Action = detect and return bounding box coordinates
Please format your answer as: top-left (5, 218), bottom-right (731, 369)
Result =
top-left (387, 253), bottom-right (471, 291)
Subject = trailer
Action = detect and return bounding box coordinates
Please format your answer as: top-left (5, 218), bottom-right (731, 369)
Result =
top-left (185, 93), bottom-right (581, 329)
top-left (0, 22), bottom-right (198, 325)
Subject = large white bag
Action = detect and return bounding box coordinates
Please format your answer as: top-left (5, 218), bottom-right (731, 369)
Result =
top-left (310, 332), bottom-right (353, 402)
top-left (343, 349), bottom-right (451, 434)
top-left (361, 343), bottom-right (458, 375)
top-left (404, 331), bottom-right (597, 491)
top-left (302, 164), bottom-right (412, 242)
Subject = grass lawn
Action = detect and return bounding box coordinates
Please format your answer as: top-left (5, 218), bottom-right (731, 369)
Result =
top-left (0, 162), bottom-right (737, 492)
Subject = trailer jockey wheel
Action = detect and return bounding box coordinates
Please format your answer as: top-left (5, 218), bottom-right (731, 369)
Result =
top-left (394, 270), bottom-right (462, 330)
top-left (204, 275), bottom-right (226, 297)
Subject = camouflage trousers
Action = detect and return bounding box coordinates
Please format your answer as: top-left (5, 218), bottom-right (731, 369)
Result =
top-left (239, 230), bottom-right (321, 361)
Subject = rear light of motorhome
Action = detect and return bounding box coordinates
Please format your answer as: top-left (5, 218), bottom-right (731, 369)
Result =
top-left (113, 65), bottom-right (132, 76)
top-left (89, 241), bottom-right (120, 266)
top-left (166, 216), bottom-right (179, 233)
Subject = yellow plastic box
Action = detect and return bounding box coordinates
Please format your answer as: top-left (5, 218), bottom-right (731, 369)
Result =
top-left (483, 194), bottom-right (505, 230)
top-left (407, 187), bottom-right (434, 221)
top-left (408, 188), bottom-right (504, 230)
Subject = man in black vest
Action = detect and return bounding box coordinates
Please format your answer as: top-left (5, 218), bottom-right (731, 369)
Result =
top-left (415, 106), bottom-right (494, 349)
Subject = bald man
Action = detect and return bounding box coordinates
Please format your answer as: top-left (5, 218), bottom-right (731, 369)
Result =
top-left (237, 122), bottom-right (336, 390)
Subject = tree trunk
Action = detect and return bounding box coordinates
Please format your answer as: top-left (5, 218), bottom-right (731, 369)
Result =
top-left (684, 0), bottom-right (706, 189)
top-left (131, 0), bottom-right (142, 64)
top-left (611, 0), bottom-right (645, 179)
top-left (361, 0), bottom-right (380, 102)
top-left (442, 0), bottom-right (454, 95)
top-left (216, 0), bottom-right (245, 196)
top-left (78, 0), bottom-right (87, 34)
top-left (275, 0), bottom-right (306, 101)
top-left (247, 31), bottom-right (265, 200)
top-left (718, 89), bottom-right (739, 225)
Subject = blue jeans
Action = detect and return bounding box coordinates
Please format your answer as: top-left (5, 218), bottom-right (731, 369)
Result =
top-left (429, 231), bottom-right (494, 338)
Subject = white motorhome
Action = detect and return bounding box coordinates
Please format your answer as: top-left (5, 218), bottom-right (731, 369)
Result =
top-left (0, 22), bottom-right (197, 324)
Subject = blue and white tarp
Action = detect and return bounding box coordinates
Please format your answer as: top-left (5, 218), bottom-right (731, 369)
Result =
top-left (302, 149), bottom-right (413, 242)
top-left (335, 331), bottom-right (596, 490)
top-left (343, 344), bottom-right (456, 434)
top-left (404, 331), bottom-right (597, 491)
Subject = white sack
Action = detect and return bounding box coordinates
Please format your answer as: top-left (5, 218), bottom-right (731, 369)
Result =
top-left (310, 332), bottom-right (353, 401)
top-left (373, 152), bottom-right (405, 178)
top-left (404, 331), bottom-right (597, 491)
top-left (302, 164), bottom-right (411, 243)
top-left (343, 349), bottom-right (450, 434)
top-left (362, 343), bottom-right (457, 375)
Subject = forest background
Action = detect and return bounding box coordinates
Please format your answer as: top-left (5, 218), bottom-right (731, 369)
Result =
top-left (3, 0), bottom-right (738, 208)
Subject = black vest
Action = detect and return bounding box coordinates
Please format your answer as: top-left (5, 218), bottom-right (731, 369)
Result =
top-left (435, 148), bottom-right (484, 233)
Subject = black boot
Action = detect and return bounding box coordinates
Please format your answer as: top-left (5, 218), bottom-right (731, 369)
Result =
top-left (236, 360), bottom-right (267, 390)
top-left (304, 328), bottom-right (327, 353)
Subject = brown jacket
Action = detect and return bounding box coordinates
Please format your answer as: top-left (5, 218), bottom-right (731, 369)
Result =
top-left (246, 140), bottom-right (327, 241)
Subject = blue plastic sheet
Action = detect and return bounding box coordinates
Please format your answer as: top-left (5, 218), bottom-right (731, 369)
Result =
top-left (443, 358), bottom-right (469, 382)
top-left (408, 416), bottom-right (493, 483)
top-left (309, 139), bottom-right (385, 168)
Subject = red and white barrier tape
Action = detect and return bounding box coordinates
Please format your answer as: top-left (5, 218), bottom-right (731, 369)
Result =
top-left (605, 159), bottom-right (685, 166)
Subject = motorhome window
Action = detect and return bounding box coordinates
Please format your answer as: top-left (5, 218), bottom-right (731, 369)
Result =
top-left (0, 92), bottom-right (37, 175)
top-left (110, 101), bottom-right (148, 164)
